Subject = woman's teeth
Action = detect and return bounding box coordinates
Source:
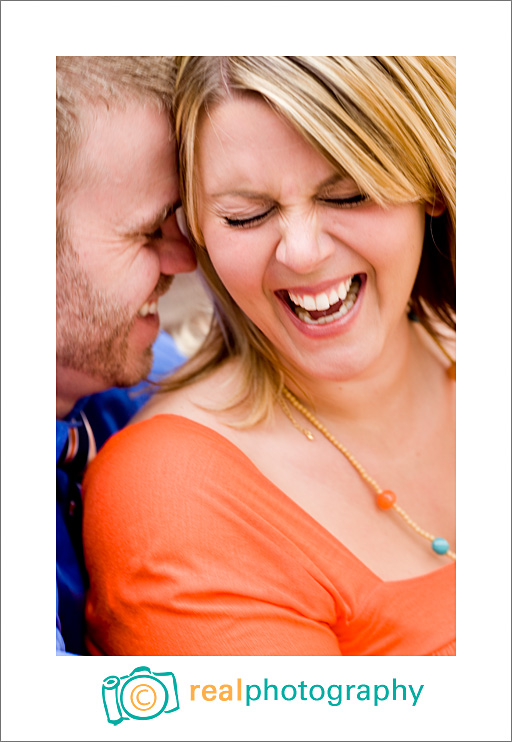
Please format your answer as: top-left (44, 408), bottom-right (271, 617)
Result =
top-left (287, 275), bottom-right (361, 325)
top-left (289, 277), bottom-right (352, 311)
top-left (138, 300), bottom-right (158, 318)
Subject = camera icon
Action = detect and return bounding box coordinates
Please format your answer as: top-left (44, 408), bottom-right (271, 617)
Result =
top-left (102, 666), bottom-right (179, 724)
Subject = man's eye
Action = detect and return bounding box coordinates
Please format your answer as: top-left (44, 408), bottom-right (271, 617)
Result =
top-left (146, 226), bottom-right (163, 240)
top-left (320, 193), bottom-right (370, 208)
top-left (223, 210), bottom-right (272, 229)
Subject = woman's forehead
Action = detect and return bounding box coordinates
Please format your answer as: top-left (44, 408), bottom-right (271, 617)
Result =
top-left (195, 97), bottom-right (340, 198)
top-left (198, 96), bottom-right (298, 149)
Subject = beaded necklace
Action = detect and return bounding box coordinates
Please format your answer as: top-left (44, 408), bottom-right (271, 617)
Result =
top-left (278, 325), bottom-right (456, 561)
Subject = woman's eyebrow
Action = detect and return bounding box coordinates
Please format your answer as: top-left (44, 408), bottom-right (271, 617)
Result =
top-left (317, 174), bottom-right (351, 190)
top-left (209, 189), bottom-right (272, 200)
top-left (209, 174), bottom-right (351, 201)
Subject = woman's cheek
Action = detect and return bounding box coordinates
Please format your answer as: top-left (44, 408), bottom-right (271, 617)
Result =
top-left (207, 232), bottom-right (258, 284)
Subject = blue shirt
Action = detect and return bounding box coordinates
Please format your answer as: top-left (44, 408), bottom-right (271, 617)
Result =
top-left (56, 331), bottom-right (185, 655)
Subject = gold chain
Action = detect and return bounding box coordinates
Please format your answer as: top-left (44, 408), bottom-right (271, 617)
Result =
top-left (280, 387), bottom-right (456, 561)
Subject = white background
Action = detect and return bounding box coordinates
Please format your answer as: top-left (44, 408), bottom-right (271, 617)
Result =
top-left (1, 1), bottom-right (511, 740)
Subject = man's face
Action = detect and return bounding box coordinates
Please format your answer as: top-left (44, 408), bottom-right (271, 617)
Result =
top-left (56, 101), bottom-right (196, 403)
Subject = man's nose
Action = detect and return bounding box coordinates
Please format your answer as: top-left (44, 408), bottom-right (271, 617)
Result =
top-left (275, 212), bottom-right (334, 274)
top-left (157, 214), bottom-right (197, 275)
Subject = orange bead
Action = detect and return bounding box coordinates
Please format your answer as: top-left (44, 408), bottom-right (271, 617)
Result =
top-left (447, 362), bottom-right (456, 380)
top-left (377, 490), bottom-right (397, 509)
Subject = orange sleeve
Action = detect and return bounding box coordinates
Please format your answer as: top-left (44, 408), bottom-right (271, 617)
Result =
top-left (83, 416), bottom-right (343, 656)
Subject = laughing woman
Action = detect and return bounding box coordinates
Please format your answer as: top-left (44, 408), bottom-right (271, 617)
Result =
top-left (83, 57), bottom-right (456, 656)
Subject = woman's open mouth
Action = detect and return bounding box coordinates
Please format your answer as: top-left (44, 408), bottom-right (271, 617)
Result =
top-left (277, 274), bottom-right (363, 326)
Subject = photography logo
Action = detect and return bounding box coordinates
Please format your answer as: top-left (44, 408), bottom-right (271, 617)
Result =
top-left (102, 666), bottom-right (179, 724)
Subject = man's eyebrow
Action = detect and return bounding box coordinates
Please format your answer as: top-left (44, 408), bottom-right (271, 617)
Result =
top-left (126, 200), bottom-right (180, 234)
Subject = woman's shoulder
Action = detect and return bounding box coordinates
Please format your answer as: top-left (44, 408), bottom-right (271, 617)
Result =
top-left (85, 410), bottom-right (241, 486)
top-left (132, 359), bottom-right (239, 427)
top-left (83, 356), bottom-right (262, 514)
top-left (82, 411), bottom-right (255, 544)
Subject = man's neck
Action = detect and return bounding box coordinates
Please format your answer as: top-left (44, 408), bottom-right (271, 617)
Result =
top-left (56, 364), bottom-right (107, 419)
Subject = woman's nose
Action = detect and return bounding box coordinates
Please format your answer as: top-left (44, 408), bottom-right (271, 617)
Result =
top-left (274, 211), bottom-right (334, 274)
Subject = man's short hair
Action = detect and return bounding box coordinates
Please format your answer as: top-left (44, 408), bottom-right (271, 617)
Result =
top-left (56, 56), bottom-right (176, 252)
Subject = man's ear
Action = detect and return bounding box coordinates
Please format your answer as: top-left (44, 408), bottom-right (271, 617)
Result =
top-left (424, 197), bottom-right (446, 217)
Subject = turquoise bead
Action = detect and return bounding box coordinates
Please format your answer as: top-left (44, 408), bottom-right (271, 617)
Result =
top-left (432, 537), bottom-right (450, 555)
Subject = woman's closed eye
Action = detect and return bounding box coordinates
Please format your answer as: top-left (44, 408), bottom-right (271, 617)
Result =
top-left (223, 208), bottom-right (274, 229)
top-left (222, 193), bottom-right (370, 229)
top-left (319, 193), bottom-right (370, 208)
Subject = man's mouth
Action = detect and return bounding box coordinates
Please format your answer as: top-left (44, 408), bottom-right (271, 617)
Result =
top-left (277, 274), bottom-right (363, 325)
top-left (137, 274), bottom-right (174, 319)
top-left (138, 300), bottom-right (158, 318)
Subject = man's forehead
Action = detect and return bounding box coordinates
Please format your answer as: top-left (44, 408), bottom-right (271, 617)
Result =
top-left (75, 102), bottom-right (177, 191)
top-left (80, 100), bottom-right (175, 176)
top-left (64, 101), bottom-right (180, 234)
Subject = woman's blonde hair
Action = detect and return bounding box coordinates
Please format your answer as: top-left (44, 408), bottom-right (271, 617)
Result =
top-left (167, 56), bottom-right (456, 425)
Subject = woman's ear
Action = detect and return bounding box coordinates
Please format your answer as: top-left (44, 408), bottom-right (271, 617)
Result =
top-left (424, 197), bottom-right (446, 217)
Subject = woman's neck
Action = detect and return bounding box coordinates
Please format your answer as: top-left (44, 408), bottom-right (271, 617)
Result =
top-left (284, 318), bottom-right (447, 434)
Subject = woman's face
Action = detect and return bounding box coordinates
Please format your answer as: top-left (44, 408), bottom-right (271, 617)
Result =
top-left (196, 95), bottom-right (427, 383)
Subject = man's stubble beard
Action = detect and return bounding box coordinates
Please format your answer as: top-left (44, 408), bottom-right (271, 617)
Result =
top-left (56, 246), bottom-right (169, 389)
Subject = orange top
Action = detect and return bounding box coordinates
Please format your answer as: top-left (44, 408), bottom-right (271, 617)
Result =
top-left (83, 415), bottom-right (455, 656)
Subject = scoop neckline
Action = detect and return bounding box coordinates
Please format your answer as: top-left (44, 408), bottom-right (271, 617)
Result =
top-left (144, 413), bottom-right (456, 587)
